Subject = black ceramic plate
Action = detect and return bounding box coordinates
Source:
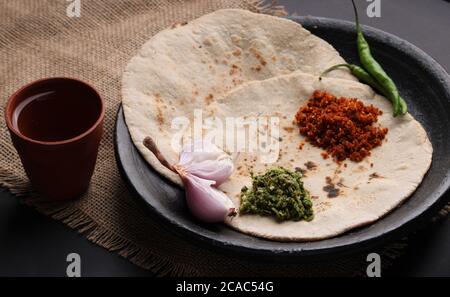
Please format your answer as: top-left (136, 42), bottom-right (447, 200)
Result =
top-left (115, 17), bottom-right (450, 261)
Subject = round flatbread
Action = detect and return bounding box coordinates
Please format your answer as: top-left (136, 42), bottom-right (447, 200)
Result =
top-left (124, 68), bottom-right (433, 240)
top-left (122, 9), bottom-right (356, 185)
top-left (214, 72), bottom-right (432, 241)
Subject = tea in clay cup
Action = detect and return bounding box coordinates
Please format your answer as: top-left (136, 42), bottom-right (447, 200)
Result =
top-left (5, 77), bottom-right (105, 201)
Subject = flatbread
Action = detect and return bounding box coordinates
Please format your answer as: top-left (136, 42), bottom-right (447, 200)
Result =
top-left (125, 69), bottom-right (432, 240)
top-left (121, 9), bottom-right (432, 241)
top-left (214, 72), bottom-right (432, 241)
top-left (122, 9), bottom-right (356, 185)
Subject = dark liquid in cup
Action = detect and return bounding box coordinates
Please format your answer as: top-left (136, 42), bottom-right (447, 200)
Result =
top-left (12, 85), bottom-right (101, 142)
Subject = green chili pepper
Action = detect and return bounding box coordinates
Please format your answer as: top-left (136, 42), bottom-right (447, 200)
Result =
top-left (320, 63), bottom-right (385, 93)
top-left (320, 63), bottom-right (408, 113)
top-left (351, 0), bottom-right (406, 116)
top-left (398, 96), bottom-right (408, 114)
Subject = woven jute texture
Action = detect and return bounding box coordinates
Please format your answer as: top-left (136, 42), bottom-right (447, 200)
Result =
top-left (1, 0), bottom-right (448, 276)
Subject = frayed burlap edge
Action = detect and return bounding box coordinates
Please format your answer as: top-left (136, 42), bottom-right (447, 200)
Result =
top-left (0, 166), bottom-right (201, 276)
top-left (0, 0), bottom-right (285, 278)
top-left (0, 0), bottom-right (448, 276)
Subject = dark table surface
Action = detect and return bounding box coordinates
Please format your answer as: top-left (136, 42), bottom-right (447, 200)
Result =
top-left (1, 0), bottom-right (449, 277)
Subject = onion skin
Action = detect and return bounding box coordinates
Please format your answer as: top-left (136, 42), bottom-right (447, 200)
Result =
top-left (178, 140), bottom-right (234, 186)
top-left (182, 174), bottom-right (236, 223)
top-left (184, 159), bottom-right (234, 186)
top-left (143, 136), bottom-right (236, 223)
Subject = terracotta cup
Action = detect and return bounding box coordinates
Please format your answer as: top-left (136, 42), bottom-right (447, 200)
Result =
top-left (5, 78), bottom-right (104, 201)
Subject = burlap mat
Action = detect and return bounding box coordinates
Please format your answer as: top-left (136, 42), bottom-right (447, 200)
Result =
top-left (1, 0), bottom-right (448, 276)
